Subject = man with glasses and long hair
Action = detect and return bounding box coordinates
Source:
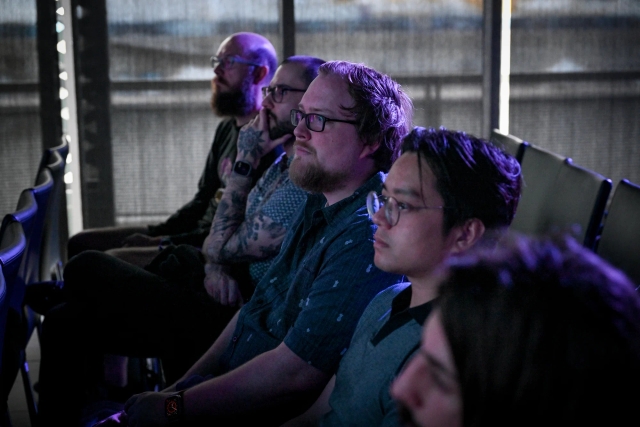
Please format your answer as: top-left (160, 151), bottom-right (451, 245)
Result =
top-left (36, 55), bottom-right (325, 427)
top-left (319, 127), bottom-right (522, 426)
top-left (96, 60), bottom-right (413, 426)
top-left (66, 32), bottom-right (279, 267)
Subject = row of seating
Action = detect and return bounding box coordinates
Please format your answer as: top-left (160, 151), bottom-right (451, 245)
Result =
top-left (491, 129), bottom-right (640, 287)
top-left (0, 138), bottom-right (69, 427)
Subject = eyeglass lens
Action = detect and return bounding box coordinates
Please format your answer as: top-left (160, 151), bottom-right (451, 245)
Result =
top-left (290, 110), bottom-right (325, 132)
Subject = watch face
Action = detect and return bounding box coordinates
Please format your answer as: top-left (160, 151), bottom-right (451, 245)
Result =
top-left (234, 161), bottom-right (252, 176)
top-left (165, 395), bottom-right (181, 419)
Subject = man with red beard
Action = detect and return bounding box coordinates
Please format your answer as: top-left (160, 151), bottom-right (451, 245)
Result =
top-left (66, 32), bottom-right (279, 267)
top-left (109, 61), bottom-right (414, 427)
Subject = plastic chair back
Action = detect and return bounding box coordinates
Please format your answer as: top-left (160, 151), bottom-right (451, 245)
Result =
top-left (539, 160), bottom-right (612, 249)
top-left (490, 128), bottom-right (529, 163)
top-left (510, 144), bottom-right (566, 235)
top-left (40, 150), bottom-right (68, 281)
top-left (20, 168), bottom-right (54, 286)
top-left (596, 179), bottom-right (640, 287)
top-left (0, 218), bottom-right (27, 411)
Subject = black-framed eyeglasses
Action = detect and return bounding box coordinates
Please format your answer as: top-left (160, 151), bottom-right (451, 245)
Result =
top-left (262, 85), bottom-right (306, 103)
top-left (210, 55), bottom-right (262, 70)
top-left (290, 109), bottom-right (358, 133)
top-left (366, 191), bottom-right (446, 227)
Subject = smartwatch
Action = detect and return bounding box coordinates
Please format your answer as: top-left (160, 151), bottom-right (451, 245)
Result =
top-left (165, 390), bottom-right (184, 421)
top-left (233, 160), bottom-right (253, 177)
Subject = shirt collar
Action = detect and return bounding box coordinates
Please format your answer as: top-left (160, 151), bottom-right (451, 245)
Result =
top-left (307, 172), bottom-right (386, 226)
top-left (391, 285), bottom-right (435, 326)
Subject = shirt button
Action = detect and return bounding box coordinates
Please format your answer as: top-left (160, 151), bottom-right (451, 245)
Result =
top-left (232, 336), bottom-right (238, 342)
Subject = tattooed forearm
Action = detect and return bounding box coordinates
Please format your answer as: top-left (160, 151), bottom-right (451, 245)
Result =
top-left (237, 127), bottom-right (266, 164)
top-left (216, 214), bottom-right (287, 263)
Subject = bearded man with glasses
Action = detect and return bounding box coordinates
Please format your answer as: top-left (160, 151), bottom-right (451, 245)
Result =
top-left (104, 61), bottom-right (414, 427)
top-left (66, 32), bottom-right (279, 267)
top-left (317, 127), bottom-right (522, 426)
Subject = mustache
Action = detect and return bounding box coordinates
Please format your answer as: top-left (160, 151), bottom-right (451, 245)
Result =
top-left (294, 140), bottom-right (316, 155)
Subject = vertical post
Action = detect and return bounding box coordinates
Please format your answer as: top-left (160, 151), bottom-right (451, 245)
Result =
top-left (71, 0), bottom-right (115, 227)
top-left (279, 0), bottom-right (295, 60)
top-left (37, 0), bottom-right (63, 151)
top-left (482, 0), bottom-right (502, 138)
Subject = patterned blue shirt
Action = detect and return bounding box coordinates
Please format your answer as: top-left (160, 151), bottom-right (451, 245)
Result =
top-left (245, 154), bottom-right (307, 285)
top-left (218, 172), bottom-right (403, 374)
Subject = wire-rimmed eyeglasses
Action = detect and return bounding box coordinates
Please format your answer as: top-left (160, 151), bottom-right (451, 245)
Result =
top-left (262, 85), bottom-right (306, 103)
top-left (210, 55), bottom-right (261, 70)
top-left (290, 109), bottom-right (358, 133)
top-left (366, 191), bottom-right (446, 227)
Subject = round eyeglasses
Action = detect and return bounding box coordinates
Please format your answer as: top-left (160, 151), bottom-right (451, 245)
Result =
top-left (366, 191), bottom-right (446, 227)
top-left (210, 55), bottom-right (261, 70)
top-left (290, 109), bottom-right (358, 133)
top-left (262, 85), bottom-right (306, 103)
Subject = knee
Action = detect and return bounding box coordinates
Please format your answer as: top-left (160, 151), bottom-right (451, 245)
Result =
top-left (63, 250), bottom-right (108, 287)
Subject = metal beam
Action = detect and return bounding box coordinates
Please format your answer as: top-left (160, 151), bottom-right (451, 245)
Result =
top-left (482, 0), bottom-right (502, 138)
top-left (279, 0), bottom-right (295, 60)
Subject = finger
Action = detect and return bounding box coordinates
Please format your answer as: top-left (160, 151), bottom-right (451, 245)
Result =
top-left (219, 281), bottom-right (229, 306)
top-left (228, 284), bottom-right (240, 307)
top-left (259, 108), bottom-right (270, 133)
top-left (123, 396), bottom-right (137, 412)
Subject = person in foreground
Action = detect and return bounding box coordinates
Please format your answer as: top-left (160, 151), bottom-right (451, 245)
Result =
top-left (36, 55), bottom-right (323, 427)
top-left (95, 60), bottom-right (413, 426)
top-left (66, 31), bottom-right (278, 267)
top-left (391, 234), bottom-right (640, 426)
top-left (319, 126), bottom-right (522, 426)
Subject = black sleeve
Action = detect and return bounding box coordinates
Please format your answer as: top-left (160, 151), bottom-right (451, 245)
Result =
top-left (147, 119), bottom-right (238, 237)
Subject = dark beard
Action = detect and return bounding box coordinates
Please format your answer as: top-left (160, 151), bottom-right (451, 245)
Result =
top-left (211, 77), bottom-right (256, 117)
top-left (289, 155), bottom-right (348, 194)
top-left (268, 118), bottom-right (295, 140)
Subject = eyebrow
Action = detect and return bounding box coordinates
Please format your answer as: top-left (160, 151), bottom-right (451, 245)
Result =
top-left (419, 347), bottom-right (458, 381)
top-left (381, 183), bottom-right (423, 201)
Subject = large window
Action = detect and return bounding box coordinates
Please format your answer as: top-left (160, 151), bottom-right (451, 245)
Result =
top-left (508, 0), bottom-right (640, 186)
top-left (0, 0), bottom-right (41, 217)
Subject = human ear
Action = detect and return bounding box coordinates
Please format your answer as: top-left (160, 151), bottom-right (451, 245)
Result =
top-left (450, 218), bottom-right (485, 254)
top-left (253, 65), bottom-right (269, 84)
top-left (359, 140), bottom-right (381, 160)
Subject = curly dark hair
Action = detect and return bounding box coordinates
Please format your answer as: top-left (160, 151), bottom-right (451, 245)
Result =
top-left (319, 61), bottom-right (413, 173)
top-left (401, 126), bottom-right (522, 236)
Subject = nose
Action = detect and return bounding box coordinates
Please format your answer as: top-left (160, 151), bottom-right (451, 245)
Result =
top-left (293, 115), bottom-right (310, 141)
top-left (262, 92), bottom-right (274, 109)
top-left (390, 357), bottom-right (422, 413)
top-left (213, 62), bottom-right (224, 77)
top-left (371, 205), bottom-right (390, 228)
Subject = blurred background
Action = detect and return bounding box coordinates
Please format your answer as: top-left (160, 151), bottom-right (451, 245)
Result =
top-left (1, 0), bottom-right (639, 235)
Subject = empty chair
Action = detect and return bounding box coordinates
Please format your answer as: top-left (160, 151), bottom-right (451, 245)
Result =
top-left (596, 179), bottom-right (640, 287)
top-left (20, 168), bottom-right (54, 287)
top-left (40, 149), bottom-right (68, 281)
top-left (510, 144), bottom-right (567, 236)
top-left (537, 160), bottom-right (612, 250)
top-left (0, 217), bottom-right (27, 426)
top-left (490, 128), bottom-right (529, 163)
top-left (0, 267), bottom-right (8, 426)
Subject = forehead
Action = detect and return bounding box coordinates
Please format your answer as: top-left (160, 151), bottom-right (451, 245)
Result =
top-left (299, 73), bottom-right (354, 116)
top-left (271, 62), bottom-right (306, 88)
top-left (385, 152), bottom-right (440, 200)
top-left (216, 37), bottom-right (245, 57)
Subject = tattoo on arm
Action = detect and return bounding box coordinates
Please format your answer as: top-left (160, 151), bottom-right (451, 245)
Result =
top-left (237, 128), bottom-right (266, 162)
top-left (205, 175), bottom-right (287, 264)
